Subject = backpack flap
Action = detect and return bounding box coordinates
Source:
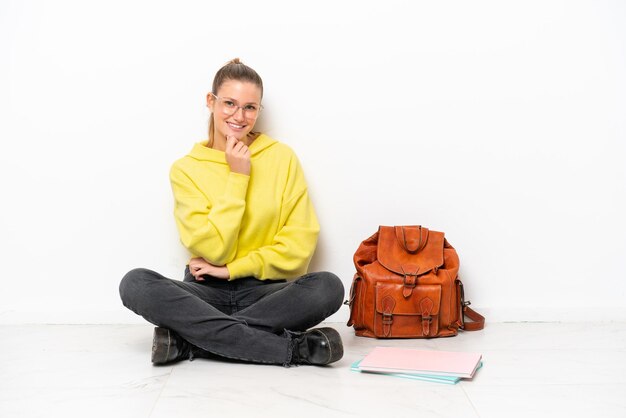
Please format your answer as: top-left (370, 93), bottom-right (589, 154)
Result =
top-left (377, 226), bottom-right (445, 277)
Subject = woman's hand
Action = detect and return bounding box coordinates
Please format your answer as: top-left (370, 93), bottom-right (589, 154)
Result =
top-left (225, 135), bottom-right (251, 175)
top-left (188, 257), bottom-right (230, 281)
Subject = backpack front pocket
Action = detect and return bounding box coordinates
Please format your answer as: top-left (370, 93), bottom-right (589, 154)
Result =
top-left (374, 282), bottom-right (441, 338)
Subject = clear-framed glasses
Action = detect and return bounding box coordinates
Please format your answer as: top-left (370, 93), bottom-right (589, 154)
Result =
top-left (210, 93), bottom-right (263, 119)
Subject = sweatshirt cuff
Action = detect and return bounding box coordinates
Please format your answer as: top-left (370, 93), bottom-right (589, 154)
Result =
top-left (227, 256), bottom-right (261, 280)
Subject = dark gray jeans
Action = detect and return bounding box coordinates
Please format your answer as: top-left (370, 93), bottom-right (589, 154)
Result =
top-left (119, 267), bottom-right (344, 365)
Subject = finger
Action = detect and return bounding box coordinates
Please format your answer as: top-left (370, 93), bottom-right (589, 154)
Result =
top-left (225, 135), bottom-right (237, 151)
top-left (236, 145), bottom-right (250, 158)
top-left (195, 266), bottom-right (214, 277)
top-left (233, 141), bottom-right (245, 154)
top-left (192, 264), bottom-right (206, 274)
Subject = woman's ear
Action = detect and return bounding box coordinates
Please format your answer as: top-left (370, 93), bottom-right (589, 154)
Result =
top-left (206, 93), bottom-right (215, 111)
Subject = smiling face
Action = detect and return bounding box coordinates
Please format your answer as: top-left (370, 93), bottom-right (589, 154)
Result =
top-left (207, 80), bottom-right (262, 145)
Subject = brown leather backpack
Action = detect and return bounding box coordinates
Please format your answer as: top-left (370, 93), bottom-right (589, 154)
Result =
top-left (346, 225), bottom-right (484, 338)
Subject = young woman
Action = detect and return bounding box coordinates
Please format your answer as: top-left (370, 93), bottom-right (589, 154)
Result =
top-left (119, 58), bottom-right (344, 366)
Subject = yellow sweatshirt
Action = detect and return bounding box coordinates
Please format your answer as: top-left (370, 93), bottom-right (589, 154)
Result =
top-left (169, 134), bottom-right (320, 280)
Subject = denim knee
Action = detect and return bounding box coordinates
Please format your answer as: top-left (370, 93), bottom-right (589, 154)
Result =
top-left (300, 271), bottom-right (345, 313)
top-left (321, 271), bottom-right (345, 312)
top-left (119, 267), bottom-right (157, 306)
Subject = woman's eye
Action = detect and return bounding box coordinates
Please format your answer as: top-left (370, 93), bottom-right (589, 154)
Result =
top-left (244, 105), bottom-right (258, 111)
top-left (223, 100), bottom-right (236, 107)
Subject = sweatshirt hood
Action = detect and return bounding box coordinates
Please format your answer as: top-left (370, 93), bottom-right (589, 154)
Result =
top-left (188, 134), bottom-right (277, 163)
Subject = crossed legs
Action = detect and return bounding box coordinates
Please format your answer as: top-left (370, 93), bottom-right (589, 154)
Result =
top-left (119, 268), bottom-right (344, 365)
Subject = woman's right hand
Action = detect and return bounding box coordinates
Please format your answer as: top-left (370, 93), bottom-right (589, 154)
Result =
top-left (188, 257), bottom-right (230, 280)
top-left (225, 135), bottom-right (251, 175)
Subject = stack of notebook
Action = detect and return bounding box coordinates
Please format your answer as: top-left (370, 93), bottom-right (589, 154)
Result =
top-left (351, 346), bottom-right (483, 385)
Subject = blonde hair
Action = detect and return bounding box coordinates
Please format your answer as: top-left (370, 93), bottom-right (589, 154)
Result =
top-left (207, 58), bottom-right (264, 148)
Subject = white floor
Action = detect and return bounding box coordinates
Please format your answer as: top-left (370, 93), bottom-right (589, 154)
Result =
top-left (1, 322), bottom-right (625, 418)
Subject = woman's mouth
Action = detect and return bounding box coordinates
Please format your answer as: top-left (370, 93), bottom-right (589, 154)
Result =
top-left (227, 122), bottom-right (246, 131)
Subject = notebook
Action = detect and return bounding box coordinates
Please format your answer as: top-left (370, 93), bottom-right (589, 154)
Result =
top-left (357, 346), bottom-right (483, 379)
top-left (351, 360), bottom-right (462, 384)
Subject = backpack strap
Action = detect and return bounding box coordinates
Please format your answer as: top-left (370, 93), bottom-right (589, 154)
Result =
top-left (457, 279), bottom-right (485, 331)
top-left (462, 305), bottom-right (485, 331)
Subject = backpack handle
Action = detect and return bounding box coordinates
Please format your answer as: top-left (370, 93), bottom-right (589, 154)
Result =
top-left (395, 225), bottom-right (429, 253)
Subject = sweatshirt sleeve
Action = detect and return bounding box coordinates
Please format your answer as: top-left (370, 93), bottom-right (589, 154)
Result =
top-left (170, 164), bottom-right (249, 265)
top-left (226, 157), bottom-right (320, 280)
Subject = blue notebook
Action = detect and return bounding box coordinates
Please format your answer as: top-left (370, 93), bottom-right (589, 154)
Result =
top-left (351, 359), bottom-right (483, 385)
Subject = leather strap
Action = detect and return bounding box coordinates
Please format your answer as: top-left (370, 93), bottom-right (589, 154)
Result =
top-left (381, 296), bottom-right (395, 337)
top-left (420, 298), bottom-right (434, 335)
top-left (402, 274), bottom-right (417, 298)
top-left (395, 225), bottom-right (429, 253)
top-left (462, 305), bottom-right (485, 331)
top-left (457, 278), bottom-right (485, 331)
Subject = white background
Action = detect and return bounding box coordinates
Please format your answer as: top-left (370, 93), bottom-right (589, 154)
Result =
top-left (1, 0), bottom-right (624, 324)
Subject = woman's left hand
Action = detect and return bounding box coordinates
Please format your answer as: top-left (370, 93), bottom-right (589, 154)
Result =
top-left (188, 257), bottom-right (230, 281)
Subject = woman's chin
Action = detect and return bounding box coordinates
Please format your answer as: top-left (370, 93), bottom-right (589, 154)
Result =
top-left (222, 129), bottom-right (246, 140)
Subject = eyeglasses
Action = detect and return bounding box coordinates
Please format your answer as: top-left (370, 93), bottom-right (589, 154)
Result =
top-left (210, 93), bottom-right (263, 119)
